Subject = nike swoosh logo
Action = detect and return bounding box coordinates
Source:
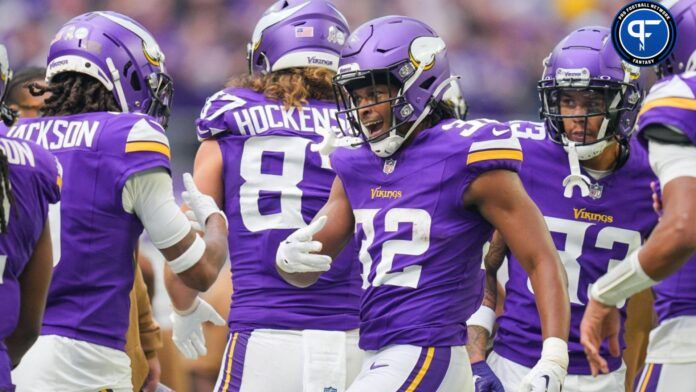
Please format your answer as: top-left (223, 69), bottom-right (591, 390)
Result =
top-left (370, 362), bottom-right (389, 370)
top-left (492, 128), bottom-right (511, 136)
top-left (542, 375), bottom-right (550, 389)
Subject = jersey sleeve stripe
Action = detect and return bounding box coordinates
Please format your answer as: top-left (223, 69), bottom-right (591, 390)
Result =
top-left (469, 136), bottom-right (522, 152)
top-left (639, 97), bottom-right (696, 116)
top-left (467, 149), bottom-right (523, 165)
top-left (125, 141), bottom-right (171, 159)
top-left (56, 175), bottom-right (62, 189)
top-left (127, 118), bottom-right (170, 146)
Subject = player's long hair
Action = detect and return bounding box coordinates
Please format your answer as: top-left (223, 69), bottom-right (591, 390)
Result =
top-left (228, 67), bottom-right (334, 109)
top-left (28, 72), bottom-right (120, 116)
top-left (0, 149), bottom-right (13, 233)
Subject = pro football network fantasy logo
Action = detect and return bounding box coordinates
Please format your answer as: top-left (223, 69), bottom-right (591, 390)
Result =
top-left (611, 1), bottom-right (677, 66)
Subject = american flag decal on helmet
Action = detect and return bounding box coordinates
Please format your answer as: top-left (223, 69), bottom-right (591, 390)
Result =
top-left (295, 26), bottom-right (314, 38)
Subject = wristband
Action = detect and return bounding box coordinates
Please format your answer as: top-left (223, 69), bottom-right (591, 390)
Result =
top-left (467, 305), bottom-right (496, 335)
top-left (169, 233), bottom-right (206, 273)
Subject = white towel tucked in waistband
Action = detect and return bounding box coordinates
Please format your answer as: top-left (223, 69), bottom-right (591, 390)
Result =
top-left (303, 329), bottom-right (347, 392)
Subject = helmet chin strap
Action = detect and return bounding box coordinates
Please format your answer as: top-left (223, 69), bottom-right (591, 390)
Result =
top-left (562, 141), bottom-right (591, 198)
top-left (368, 76), bottom-right (459, 158)
top-left (106, 57), bottom-right (129, 113)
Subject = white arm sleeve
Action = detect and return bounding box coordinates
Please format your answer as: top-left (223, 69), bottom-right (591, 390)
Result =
top-left (649, 140), bottom-right (696, 186)
top-left (123, 168), bottom-right (192, 249)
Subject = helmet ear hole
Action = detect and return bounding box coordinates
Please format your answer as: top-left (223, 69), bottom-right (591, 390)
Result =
top-left (419, 76), bottom-right (436, 90)
top-left (129, 71), bottom-right (142, 92)
top-left (256, 54), bottom-right (265, 67)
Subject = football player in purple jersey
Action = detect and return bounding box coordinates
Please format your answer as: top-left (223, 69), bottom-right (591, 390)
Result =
top-left (465, 26), bottom-right (659, 392)
top-left (6, 12), bottom-right (229, 391)
top-left (581, 1), bottom-right (696, 388)
top-left (0, 44), bottom-right (61, 392)
top-left (162, 1), bottom-right (364, 391)
top-left (275, 16), bottom-right (571, 392)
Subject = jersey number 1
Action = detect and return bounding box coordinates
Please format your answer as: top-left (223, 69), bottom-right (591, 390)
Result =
top-left (354, 208), bottom-right (431, 289)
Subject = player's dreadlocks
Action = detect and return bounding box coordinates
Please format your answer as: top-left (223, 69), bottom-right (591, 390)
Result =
top-left (29, 72), bottom-right (119, 116)
top-left (229, 67), bottom-right (335, 110)
top-left (0, 148), bottom-right (13, 234)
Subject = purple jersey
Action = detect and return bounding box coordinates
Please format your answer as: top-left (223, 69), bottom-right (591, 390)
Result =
top-left (0, 136), bottom-right (60, 391)
top-left (638, 72), bottom-right (696, 146)
top-left (196, 87), bottom-right (361, 331)
top-left (653, 256), bottom-right (696, 323)
top-left (637, 72), bottom-right (696, 323)
top-left (493, 121), bottom-right (658, 375)
top-left (330, 118), bottom-right (523, 350)
top-left (6, 112), bottom-right (171, 351)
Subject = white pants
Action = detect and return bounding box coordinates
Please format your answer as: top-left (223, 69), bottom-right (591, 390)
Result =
top-left (635, 315), bottom-right (696, 391)
top-left (487, 351), bottom-right (625, 392)
top-left (347, 345), bottom-right (474, 392)
top-left (213, 328), bottom-right (363, 392)
top-left (634, 362), bottom-right (696, 392)
top-left (12, 335), bottom-right (132, 392)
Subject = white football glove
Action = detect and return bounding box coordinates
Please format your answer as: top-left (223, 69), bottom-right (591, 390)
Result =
top-left (310, 127), bottom-right (362, 156)
top-left (185, 210), bottom-right (203, 232)
top-left (276, 216), bottom-right (333, 273)
top-left (519, 338), bottom-right (568, 392)
top-left (170, 297), bottom-right (226, 360)
top-left (181, 172), bottom-right (227, 230)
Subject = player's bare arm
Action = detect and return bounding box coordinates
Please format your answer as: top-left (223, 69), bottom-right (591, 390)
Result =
top-left (162, 139), bottom-right (227, 359)
top-left (466, 169), bottom-right (570, 390)
top-left (639, 177), bottom-right (696, 279)
top-left (464, 169), bottom-right (570, 342)
top-left (466, 230), bottom-right (507, 363)
top-left (277, 176), bottom-right (355, 288)
top-left (165, 139), bottom-right (225, 309)
top-left (5, 221), bottom-right (53, 367)
top-left (158, 141), bottom-right (228, 292)
top-left (582, 176), bottom-right (696, 375)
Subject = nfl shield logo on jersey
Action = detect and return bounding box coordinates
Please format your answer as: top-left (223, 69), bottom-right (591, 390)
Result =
top-left (383, 158), bottom-right (397, 174)
top-left (323, 387), bottom-right (337, 392)
top-left (589, 183), bottom-right (604, 200)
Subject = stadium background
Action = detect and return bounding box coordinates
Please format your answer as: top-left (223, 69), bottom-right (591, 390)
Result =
top-left (1, 0), bottom-right (642, 391)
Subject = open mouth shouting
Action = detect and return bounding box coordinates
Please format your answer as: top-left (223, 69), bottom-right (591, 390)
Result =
top-left (362, 117), bottom-right (388, 140)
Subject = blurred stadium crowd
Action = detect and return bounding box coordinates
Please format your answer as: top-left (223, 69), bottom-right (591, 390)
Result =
top-left (0, 1), bottom-right (633, 390)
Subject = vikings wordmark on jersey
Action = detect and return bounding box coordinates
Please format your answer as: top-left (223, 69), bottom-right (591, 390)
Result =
top-left (330, 118), bottom-right (522, 351)
top-left (493, 120), bottom-right (658, 375)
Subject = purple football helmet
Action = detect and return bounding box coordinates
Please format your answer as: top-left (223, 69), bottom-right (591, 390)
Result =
top-left (247, 0), bottom-right (349, 74)
top-left (46, 11), bottom-right (173, 127)
top-left (0, 44), bottom-right (16, 126)
top-left (657, 0), bottom-right (696, 77)
top-left (538, 26), bottom-right (644, 160)
top-left (333, 16), bottom-right (456, 157)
